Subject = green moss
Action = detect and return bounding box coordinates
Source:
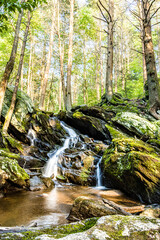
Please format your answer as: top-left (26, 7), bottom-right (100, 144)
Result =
top-left (1, 218), bottom-right (98, 240)
top-left (73, 111), bottom-right (84, 119)
top-left (105, 124), bottom-right (127, 139)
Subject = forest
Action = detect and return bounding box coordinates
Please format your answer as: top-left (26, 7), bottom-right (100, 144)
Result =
top-left (0, 0), bottom-right (160, 239)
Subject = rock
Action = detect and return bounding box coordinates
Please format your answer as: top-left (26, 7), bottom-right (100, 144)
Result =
top-left (41, 176), bottom-right (54, 188)
top-left (112, 112), bottom-right (160, 140)
top-left (57, 111), bottom-right (111, 141)
top-left (0, 156), bottom-right (29, 191)
top-left (60, 151), bottom-right (96, 186)
top-left (67, 196), bottom-right (118, 221)
top-left (73, 105), bottom-right (115, 122)
top-left (102, 137), bottom-right (160, 203)
top-left (1, 215), bottom-right (160, 239)
top-left (140, 207), bottom-right (160, 218)
top-left (29, 176), bottom-right (44, 191)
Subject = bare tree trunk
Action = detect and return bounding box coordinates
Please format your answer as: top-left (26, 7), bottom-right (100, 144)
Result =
top-left (141, 0), bottom-right (160, 119)
top-left (58, 79), bottom-right (62, 111)
top-left (57, 0), bottom-right (66, 105)
top-left (27, 33), bottom-right (33, 98)
top-left (39, 38), bottom-right (47, 101)
top-left (21, 62), bottom-right (24, 91)
top-left (2, 12), bottom-right (31, 133)
top-left (105, 0), bottom-right (114, 101)
top-left (66, 0), bottom-right (74, 111)
top-left (83, 39), bottom-right (87, 104)
top-left (39, 0), bottom-right (56, 110)
top-left (0, 10), bottom-right (23, 119)
top-left (96, 37), bottom-right (100, 101)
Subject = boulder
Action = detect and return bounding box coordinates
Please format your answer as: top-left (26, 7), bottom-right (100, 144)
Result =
top-left (102, 137), bottom-right (160, 203)
top-left (67, 196), bottom-right (118, 221)
top-left (58, 150), bottom-right (96, 186)
top-left (112, 112), bottom-right (160, 140)
top-left (0, 156), bottom-right (29, 191)
top-left (2, 215), bottom-right (160, 239)
top-left (57, 111), bottom-right (111, 142)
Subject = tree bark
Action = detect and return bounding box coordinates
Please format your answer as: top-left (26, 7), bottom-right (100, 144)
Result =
top-left (105, 0), bottom-right (114, 101)
top-left (0, 10), bottom-right (23, 119)
top-left (2, 12), bottom-right (31, 133)
top-left (66, 0), bottom-right (74, 111)
top-left (141, 0), bottom-right (160, 119)
top-left (39, 0), bottom-right (56, 110)
top-left (57, 0), bottom-right (66, 106)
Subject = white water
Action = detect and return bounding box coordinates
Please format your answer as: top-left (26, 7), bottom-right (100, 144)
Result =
top-left (96, 157), bottom-right (102, 187)
top-left (43, 122), bottom-right (77, 178)
top-left (27, 128), bottom-right (37, 146)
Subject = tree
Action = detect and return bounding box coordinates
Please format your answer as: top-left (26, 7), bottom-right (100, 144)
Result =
top-left (140, 0), bottom-right (160, 119)
top-left (66, 0), bottom-right (75, 111)
top-left (2, 11), bottom-right (31, 133)
top-left (97, 0), bottom-right (115, 101)
top-left (0, 10), bottom-right (24, 120)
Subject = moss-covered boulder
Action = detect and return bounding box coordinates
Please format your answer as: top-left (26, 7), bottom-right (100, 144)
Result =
top-left (1, 215), bottom-right (160, 239)
top-left (58, 111), bottom-right (111, 142)
top-left (112, 112), bottom-right (160, 140)
top-left (102, 138), bottom-right (160, 203)
top-left (67, 196), bottom-right (118, 221)
top-left (2, 87), bottom-right (34, 136)
top-left (0, 156), bottom-right (29, 191)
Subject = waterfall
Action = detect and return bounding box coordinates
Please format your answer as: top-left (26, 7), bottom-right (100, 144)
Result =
top-left (43, 122), bottom-right (77, 178)
top-left (96, 156), bottom-right (106, 189)
top-left (27, 128), bottom-right (37, 146)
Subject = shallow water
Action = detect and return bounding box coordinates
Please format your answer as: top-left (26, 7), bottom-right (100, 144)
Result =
top-left (0, 184), bottom-right (141, 228)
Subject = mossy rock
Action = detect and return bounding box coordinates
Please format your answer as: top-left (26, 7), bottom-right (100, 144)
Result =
top-left (58, 111), bottom-right (111, 141)
top-left (2, 87), bottom-right (34, 134)
top-left (112, 112), bottom-right (160, 140)
top-left (102, 138), bottom-right (160, 203)
top-left (67, 196), bottom-right (118, 221)
top-left (2, 215), bottom-right (160, 239)
top-left (0, 156), bottom-right (29, 190)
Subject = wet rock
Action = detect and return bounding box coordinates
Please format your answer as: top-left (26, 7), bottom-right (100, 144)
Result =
top-left (140, 206), bottom-right (160, 218)
top-left (59, 151), bottom-right (96, 186)
top-left (67, 196), bottom-right (118, 221)
top-left (29, 176), bottom-right (44, 191)
top-left (58, 111), bottom-right (111, 141)
top-left (41, 176), bottom-right (54, 189)
top-left (102, 137), bottom-right (160, 203)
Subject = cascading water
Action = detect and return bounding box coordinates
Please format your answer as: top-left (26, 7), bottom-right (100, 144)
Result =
top-left (96, 156), bottom-right (102, 187)
top-left (27, 128), bottom-right (37, 146)
top-left (43, 122), bottom-right (77, 178)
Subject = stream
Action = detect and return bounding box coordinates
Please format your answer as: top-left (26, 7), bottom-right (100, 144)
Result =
top-left (0, 121), bottom-right (141, 228)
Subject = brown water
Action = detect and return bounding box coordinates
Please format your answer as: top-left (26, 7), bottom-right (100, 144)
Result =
top-left (0, 183), bottom-right (140, 227)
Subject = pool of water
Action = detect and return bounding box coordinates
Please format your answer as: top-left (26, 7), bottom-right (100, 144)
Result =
top-left (0, 183), bottom-right (141, 228)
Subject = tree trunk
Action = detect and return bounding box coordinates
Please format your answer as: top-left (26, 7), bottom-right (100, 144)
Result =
top-left (141, 0), bottom-right (160, 119)
top-left (39, 0), bottom-right (56, 110)
top-left (39, 38), bottom-right (47, 101)
top-left (83, 39), bottom-right (87, 104)
top-left (66, 0), bottom-right (74, 111)
top-left (2, 12), bottom-right (31, 133)
top-left (27, 32), bottom-right (33, 99)
top-left (105, 0), bottom-right (114, 101)
top-left (0, 10), bottom-right (23, 119)
top-left (57, 0), bottom-right (66, 105)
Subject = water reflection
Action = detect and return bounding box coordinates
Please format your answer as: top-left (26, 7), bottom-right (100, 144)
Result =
top-left (0, 184), bottom-right (141, 227)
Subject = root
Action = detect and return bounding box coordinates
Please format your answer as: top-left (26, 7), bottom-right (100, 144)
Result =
top-left (149, 100), bottom-right (160, 120)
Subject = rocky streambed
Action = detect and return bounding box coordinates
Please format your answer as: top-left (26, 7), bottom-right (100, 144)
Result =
top-left (0, 88), bottom-right (160, 238)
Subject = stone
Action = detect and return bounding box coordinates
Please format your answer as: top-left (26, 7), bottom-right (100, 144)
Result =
top-left (67, 196), bottom-right (118, 221)
top-left (112, 112), bottom-right (160, 140)
top-left (102, 137), bottom-right (160, 203)
top-left (29, 176), bottom-right (44, 191)
top-left (0, 156), bottom-right (29, 191)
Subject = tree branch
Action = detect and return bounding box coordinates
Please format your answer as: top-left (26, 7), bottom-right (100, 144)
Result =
top-left (97, 3), bottom-right (109, 24)
top-left (93, 15), bottom-right (107, 23)
top-left (98, 0), bottom-right (112, 22)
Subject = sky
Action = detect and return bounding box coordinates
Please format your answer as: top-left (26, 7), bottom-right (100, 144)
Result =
top-left (78, 0), bottom-right (86, 7)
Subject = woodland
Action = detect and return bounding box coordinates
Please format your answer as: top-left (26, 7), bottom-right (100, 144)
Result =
top-left (0, 0), bottom-right (160, 239)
